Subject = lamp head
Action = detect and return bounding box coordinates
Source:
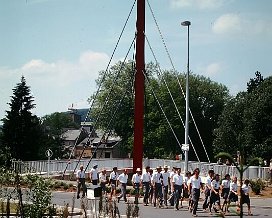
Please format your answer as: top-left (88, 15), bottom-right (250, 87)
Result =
top-left (181, 21), bottom-right (191, 26)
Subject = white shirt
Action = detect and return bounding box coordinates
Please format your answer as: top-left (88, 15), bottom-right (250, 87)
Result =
top-left (162, 171), bottom-right (170, 186)
top-left (141, 172), bottom-right (151, 182)
top-left (90, 168), bottom-right (98, 180)
top-left (173, 174), bottom-right (183, 186)
top-left (99, 172), bottom-right (107, 183)
top-left (188, 176), bottom-right (202, 189)
top-left (242, 184), bottom-right (251, 195)
top-left (76, 170), bottom-right (85, 179)
top-left (132, 173), bottom-right (141, 184)
top-left (152, 172), bottom-right (163, 184)
top-left (170, 171), bottom-right (176, 183)
top-left (211, 180), bottom-right (220, 190)
top-left (110, 171), bottom-right (118, 180)
top-left (118, 173), bottom-right (128, 184)
top-left (221, 179), bottom-right (230, 188)
top-left (205, 176), bottom-right (212, 187)
top-left (230, 182), bottom-right (238, 192)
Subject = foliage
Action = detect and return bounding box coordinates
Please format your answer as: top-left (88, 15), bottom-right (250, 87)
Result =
top-left (1, 76), bottom-right (43, 161)
top-left (249, 178), bottom-right (265, 195)
top-left (89, 61), bottom-right (229, 161)
top-left (213, 73), bottom-right (272, 163)
top-left (23, 174), bottom-right (54, 217)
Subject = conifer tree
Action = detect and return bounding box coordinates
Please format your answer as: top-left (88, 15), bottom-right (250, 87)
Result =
top-left (1, 76), bottom-right (42, 161)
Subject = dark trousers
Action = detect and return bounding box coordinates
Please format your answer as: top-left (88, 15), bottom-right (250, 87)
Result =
top-left (191, 188), bottom-right (200, 215)
top-left (203, 189), bottom-right (210, 209)
top-left (77, 178), bottom-right (86, 197)
top-left (163, 185), bottom-right (169, 205)
top-left (154, 183), bottom-right (163, 205)
top-left (118, 183), bottom-right (127, 202)
top-left (92, 179), bottom-right (98, 185)
top-left (174, 185), bottom-right (182, 209)
top-left (143, 182), bottom-right (150, 204)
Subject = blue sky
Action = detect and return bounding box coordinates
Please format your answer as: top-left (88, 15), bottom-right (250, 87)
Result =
top-left (1, 0), bottom-right (272, 121)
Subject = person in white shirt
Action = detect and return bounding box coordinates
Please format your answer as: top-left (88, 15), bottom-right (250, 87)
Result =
top-left (209, 174), bottom-right (221, 213)
top-left (227, 176), bottom-right (239, 212)
top-left (241, 179), bottom-right (252, 216)
top-left (203, 169), bottom-right (214, 211)
top-left (109, 166), bottom-right (118, 200)
top-left (184, 171), bottom-right (192, 210)
top-left (168, 166), bottom-right (177, 206)
top-left (162, 165), bottom-right (170, 207)
top-left (132, 168), bottom-right (142, 204)
top-left (221, 174), bottom-right (230, 212)
top-left (141, 166), bottom-right (151, 206)
top-left (188, 168), bottom-right (203, 217)
top-left (151, 166), bottom-right (163, 207)
top-left (90, 163), bottom-right (99, 185)
top-left (99, 169), bottom-right (108, 195)
top-left (117, 169), bottom-right (128, 203)
top-left (172, 168), bottom-right (184, 210)
top-left (76, 165), bottom-right (86, 199)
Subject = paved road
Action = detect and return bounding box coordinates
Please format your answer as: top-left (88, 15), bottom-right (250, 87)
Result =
top-left (52, 191), bottom-right (272, 217)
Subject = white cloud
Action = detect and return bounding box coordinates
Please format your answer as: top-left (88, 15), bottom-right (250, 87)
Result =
top-left (0, 51), bottom-right (110, 120)
top-left (212, 13), bottom-right (272, 37)
top-left (198, 62), bottom-right (223, 78)
top-left (170, 0), bottom-right (227, 10)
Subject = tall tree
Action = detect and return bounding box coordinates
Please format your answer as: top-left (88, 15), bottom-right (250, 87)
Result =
top-left (89, 61), bottom-right (229, 161)
top-left (1, 76), bottom-right (42, 161)
top-left (213, 73), bottom-right (272, 164)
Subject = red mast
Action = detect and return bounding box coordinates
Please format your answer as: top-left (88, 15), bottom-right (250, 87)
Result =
top-left (133, 0), bottom-right (145, 172)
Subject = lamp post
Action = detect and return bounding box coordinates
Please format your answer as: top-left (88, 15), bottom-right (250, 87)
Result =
top-left (181, 20), bottom-right (191, 173)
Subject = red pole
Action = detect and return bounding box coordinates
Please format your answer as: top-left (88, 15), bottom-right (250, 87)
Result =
top-left (133, 0), bottom-right (145, 172)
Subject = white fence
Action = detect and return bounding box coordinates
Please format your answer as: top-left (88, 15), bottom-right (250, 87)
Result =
top-left (12, 158), bottom-right (271, 180)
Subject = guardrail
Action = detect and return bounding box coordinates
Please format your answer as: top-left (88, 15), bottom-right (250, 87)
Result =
top-left (12, 159), bottom-right (271, 180)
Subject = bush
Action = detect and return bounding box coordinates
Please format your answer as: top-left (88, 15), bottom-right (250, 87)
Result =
top-left (250, 178), bottom-right (265, 195)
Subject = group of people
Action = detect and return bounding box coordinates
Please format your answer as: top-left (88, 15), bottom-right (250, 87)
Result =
top-left (76, 164), bottom-right (252, 216)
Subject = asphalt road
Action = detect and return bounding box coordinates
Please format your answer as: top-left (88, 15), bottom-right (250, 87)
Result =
top-left (51, 191), bottom-right (272, 218)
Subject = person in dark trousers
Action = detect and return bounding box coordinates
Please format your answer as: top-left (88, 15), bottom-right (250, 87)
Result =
top-left (241, 179), bottom-right (252, 216)
top-left (117, 169), bottom-right (128, 203)
top-left (151, 166), bottom-right (163, 208)
top-left (76, 165), bottom-right (86, 199)
top-left (109, 167), bottom-right (118, 200)
top-left (172, 167), bottom-right (184, 210)
top-left (162, 165), bottom-right (170, 207)
top-left (90, 163), bottom-right (99, 185)
top-left (209, 174), bottom-right (221, 214)
top-left (227, 176), bottom-right (239, 213)
top-left (221, 174), bottom-right (230, 212)
top-left (203, 169), bottom-right (214, 211)
top-left (141, 166), bottom-right (151, 206)
top-left (132, 168), bottom-right (142, 204)
top-left (188, 168), bottom-right (203, 217)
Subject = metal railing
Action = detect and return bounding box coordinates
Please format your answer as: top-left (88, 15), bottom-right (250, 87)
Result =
top-left (12, 159), bottom-right (271, 180)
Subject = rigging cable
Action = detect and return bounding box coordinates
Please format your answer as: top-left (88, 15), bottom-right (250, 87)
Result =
top-left (147, 0), bottom-right (210, 163)
top-left (71, 36), bottom-right (136, 176)
top-left (62, 0), bottom-right (137, 177)
top-left (145, 34), bottom-right (200, 162)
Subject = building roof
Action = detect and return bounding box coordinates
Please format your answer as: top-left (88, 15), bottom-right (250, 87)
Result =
top-left (61, 129), bottom-right (81, 141)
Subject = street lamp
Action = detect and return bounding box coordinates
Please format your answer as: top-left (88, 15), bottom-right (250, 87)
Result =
top-left (181, 20), bottom-right (191, 173)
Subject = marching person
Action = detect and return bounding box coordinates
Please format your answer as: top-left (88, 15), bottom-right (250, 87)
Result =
top-left (162, 165), bottom-right (170, 207)
top-left (90, 163), bottom-right (99, 185)
top-left (209, 174), bottom-right (221, 214)
top-left (132, 168), bottom-right (142, 204)
top-left (172, 167), bottom-right (184, 210)
top-left (76, 165), bottom-right (87, 199)
top-left (221, 174), bottom-right (231, 212)
top-left (99, 169), bottom-right (108, 196)
top-left (188, 168), bottom-right (203, 217)
top-left (151, 166), bottom-right (163, 208)
top-left (241, 179), bottom-right (252, 216)
top-left (203, 169), bottom-right (214, 211)
top-left (149, 168), bottom-right (154, 205)
top-left (117, 169), bottom-right (128, 203)
top-left (227, 176), bottom-right (239, 212)
top-left (109, 166), bottom-right (118, 200)
top-left (168, 166), bottom-right (177, 207)
top-left (184, 171), bottom-right (192, 210)
top-left (141, 166), bottom-right (151, 206)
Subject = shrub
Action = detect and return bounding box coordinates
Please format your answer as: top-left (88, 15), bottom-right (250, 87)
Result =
top-left (250, 178), bottom-right (265, 195)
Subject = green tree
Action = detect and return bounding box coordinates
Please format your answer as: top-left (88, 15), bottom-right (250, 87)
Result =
top-left (213, 73), bottom-right (272, 163)
top-left (39, 112), bottom-right (80, 159)
top-left (89, 61), bottom-right (229, 160)
top-left (1, 76), bottom-right (42, 161)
